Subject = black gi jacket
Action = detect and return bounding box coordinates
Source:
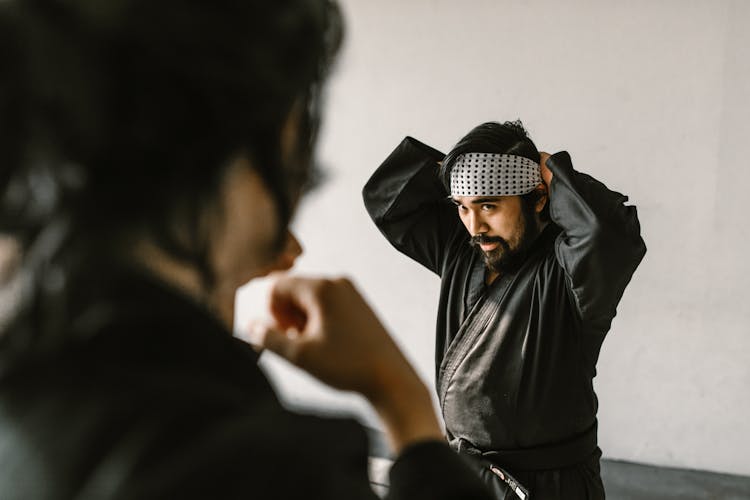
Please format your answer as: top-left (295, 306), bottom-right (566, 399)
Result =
top-left (363, 137), bottom-right (646, 499)
top-left (0, 268), bottom-right (493, 499)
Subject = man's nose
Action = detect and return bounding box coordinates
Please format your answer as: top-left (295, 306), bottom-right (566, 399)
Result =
top-left (467, 211), bottom-right (485, 235)
top-left (285, 230), bottom-right (303, 260)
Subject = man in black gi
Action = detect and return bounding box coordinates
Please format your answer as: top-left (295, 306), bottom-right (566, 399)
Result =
top-left (363, 121), bottom-right (646, 499)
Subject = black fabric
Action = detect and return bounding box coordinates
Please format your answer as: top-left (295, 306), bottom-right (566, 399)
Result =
top-left (0, 268), bottom-right (493, 499)
top-left (363, 137), bottom-right (646, 499)
top-left (460, 448), bottom-right (605, 500)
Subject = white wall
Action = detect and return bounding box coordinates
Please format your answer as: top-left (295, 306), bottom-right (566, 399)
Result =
top-left (236, 0), bottom-right (750, 476)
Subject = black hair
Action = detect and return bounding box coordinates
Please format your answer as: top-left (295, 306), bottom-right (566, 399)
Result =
top-left (440, 120), bottom-right (549, 221)
top-left (0, 0), bottom-right (343, 358)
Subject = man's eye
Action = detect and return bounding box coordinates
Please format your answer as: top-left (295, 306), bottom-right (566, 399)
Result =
top-left (481, 204), bottom-right (496, 211)
top-left (457, 205), bottom-right (467, 212)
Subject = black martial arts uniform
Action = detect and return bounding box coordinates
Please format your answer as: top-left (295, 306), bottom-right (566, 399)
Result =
top-left (0, 267), bottom-right (493, 499)
top-left (363, 137), bottom-right (646, 499)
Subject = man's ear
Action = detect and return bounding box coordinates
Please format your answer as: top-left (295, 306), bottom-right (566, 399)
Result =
top-left (533, 184), bottom-right (548, 214)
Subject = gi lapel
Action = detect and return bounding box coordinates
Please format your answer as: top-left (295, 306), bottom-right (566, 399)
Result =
top-left (436, 270), bottom-right (517, 407)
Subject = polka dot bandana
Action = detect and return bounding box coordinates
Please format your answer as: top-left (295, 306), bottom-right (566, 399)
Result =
top-left (450, 153), bottom-right (541, 197)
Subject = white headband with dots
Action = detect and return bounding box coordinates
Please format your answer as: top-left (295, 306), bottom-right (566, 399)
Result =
top-left (449, 152), bottom-right (541, 197)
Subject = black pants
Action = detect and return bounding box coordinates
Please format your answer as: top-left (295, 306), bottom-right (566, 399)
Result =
top-left (461, 447), bottom-right (606, 500)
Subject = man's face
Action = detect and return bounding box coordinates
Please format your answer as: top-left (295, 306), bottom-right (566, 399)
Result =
top-left (451, 195), bottom-right (540, 274)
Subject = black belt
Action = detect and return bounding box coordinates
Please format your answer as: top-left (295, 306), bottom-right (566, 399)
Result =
top-left (456, 422), bottom-right (598, 472)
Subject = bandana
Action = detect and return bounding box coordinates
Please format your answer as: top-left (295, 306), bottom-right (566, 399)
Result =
top-left (449, 153), bottom-right (541, 197)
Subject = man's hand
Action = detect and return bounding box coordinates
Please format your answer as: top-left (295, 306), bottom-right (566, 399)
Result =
top-left (539, 151), bottom-right (553, 186)
top-left (251, 275), bottom-right (444, 452)
top-left (260, 275), bottom-right (406, 397)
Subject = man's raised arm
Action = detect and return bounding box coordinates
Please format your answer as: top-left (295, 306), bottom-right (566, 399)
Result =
top-left (363, 137), bottom-right (465, 276)
top-left (543, 151), bottom-right (647, 335)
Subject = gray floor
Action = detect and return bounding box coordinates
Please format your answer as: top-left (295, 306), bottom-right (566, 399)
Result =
top-left (601, 459), bottom-right (750, 500)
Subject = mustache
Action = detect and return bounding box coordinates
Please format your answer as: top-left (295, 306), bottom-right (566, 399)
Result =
top-left (470, 234), bottom-right (506, 247)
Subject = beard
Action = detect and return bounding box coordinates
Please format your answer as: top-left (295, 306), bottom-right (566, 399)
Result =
top-left (470, 202), bottom-right (541, 275)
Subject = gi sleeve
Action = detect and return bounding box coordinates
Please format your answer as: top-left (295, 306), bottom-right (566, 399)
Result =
top-left (101, 410), bottom-right (493, 500)
top-left (547, 151), bottom-right (647, 334)
top-left (363, 137), bottom-right (466, 276)
top-left (388, 440), bottom-right (494, 500)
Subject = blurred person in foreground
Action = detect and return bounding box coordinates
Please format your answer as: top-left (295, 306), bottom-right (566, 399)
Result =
top-left (0, 1), bottom-right (493, 498)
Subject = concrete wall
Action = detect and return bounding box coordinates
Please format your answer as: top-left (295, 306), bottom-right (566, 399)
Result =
top-left (236, 0), bottom-right (750, 476)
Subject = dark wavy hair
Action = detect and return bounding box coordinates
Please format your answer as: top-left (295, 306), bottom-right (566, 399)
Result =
top-left (0, 0), bottom-right (343, 358)
top-left (439, 121), bottom-right (549, 221)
